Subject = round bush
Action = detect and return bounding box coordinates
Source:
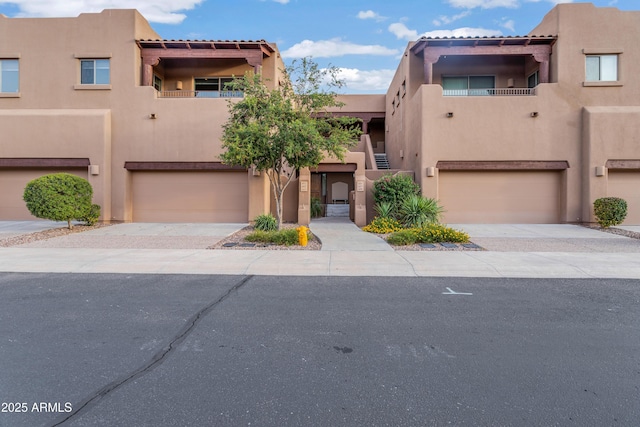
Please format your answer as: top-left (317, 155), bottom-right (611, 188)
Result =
top-left (23, 173), bottom-right (94, 229)
top-left (593, 197), bottom-right (627, 228)
top-left (373, 174), bottom-right (419, 215)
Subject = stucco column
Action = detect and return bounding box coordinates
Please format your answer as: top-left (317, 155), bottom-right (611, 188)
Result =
top-left (247, 54), bottom-right (263, 76)
top-left (422, 52), bottom-right (441, 85)
top-left (142, 56), bottom-right (160, 86)
top-left (297, 167), bottom-right (311, 225)
top-left (533, 51), bottom-right (551, 84)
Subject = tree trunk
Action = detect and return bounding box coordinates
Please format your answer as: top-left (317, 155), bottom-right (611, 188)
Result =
top-left (67, 219), bottom-right (73, 230)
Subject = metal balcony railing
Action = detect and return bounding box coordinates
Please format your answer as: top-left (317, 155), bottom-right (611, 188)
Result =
top-left (157, 90), bottom-right (244, 99)
top-left (443, 88), bottom-right (536, 96)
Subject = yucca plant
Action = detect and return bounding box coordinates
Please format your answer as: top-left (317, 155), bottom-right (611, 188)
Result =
top-left (254, 213), bottom-right (278, 231)
top-left (399, 195), bottom-right (443, 228)
top-left (374, 201), bottom-right (395, 219)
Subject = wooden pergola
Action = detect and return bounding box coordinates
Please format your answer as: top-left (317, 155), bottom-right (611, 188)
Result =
top-left (410, 35), bottom-right (557, 85)
top-left (136, 39), bottom-right (276, 87)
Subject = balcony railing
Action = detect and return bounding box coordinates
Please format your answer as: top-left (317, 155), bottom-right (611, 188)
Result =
top-left (443, 88), bottom-right (536, 97)
top-left (157, 90), bottom-right (244, 99)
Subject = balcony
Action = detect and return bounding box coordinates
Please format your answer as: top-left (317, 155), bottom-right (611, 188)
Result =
top-left (157, 90), bottom-right (243, 99)
top-left (443, 88), bottom-right (536, 97)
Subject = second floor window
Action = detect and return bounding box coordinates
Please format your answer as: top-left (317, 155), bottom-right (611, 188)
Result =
top-left (0, 59), bottom-right (19, 93)
top-left (586, 54), bottom-right (617, 82)
top-left (81, 59), bottom-right (110, 85)
top-left (194, 77), bottom-right (241, 98)
top-left (442, 75), bottom-right (495, 96)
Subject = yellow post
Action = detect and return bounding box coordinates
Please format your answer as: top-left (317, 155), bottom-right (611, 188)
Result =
top-left (296, 226), bottom-right (308, 247)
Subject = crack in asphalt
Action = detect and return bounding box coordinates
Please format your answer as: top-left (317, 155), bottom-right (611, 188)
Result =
top-left (51, 274), bottom-right (254, 426)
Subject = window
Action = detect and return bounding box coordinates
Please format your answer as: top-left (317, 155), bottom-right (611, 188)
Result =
top-left (442, 75), bottom-right (495, 96)
top-left (153, 74), bottom-right (162, 91)
top-left (194, 77), bottom-right (242, 98)
top-left (80, 59), bottom-right (110, 85)
top-left (527, 71), bottom-right (539, 88)
top-left (0, 59), bottom-right (19, 93)
top-left (585, 54), bottom-right (617, 82)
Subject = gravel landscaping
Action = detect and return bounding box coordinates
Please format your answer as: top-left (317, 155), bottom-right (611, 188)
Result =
top-left (207, 224), bottom-right (322, 250)
top-left (1, 222), bottom-right (638, 251)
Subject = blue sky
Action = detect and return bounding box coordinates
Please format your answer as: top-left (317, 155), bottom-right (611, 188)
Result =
top-left (0, 0), bottom-right (636, 93)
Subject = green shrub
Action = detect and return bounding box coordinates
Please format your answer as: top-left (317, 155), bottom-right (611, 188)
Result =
top-left (80, 204), bottom-right (101, 226)
top-left (386, 229), bottom-right (418, 245)
top-left (254, 213), bottom-right (278, 231)
top-left (362, 217), bottom-right (404, 234)
top-left (413, 224), bottom-right (469, 243)
top-left (23, 173), bottom-right (95, 229)
top-left (373, 174), bottom-right (420, 216)
top-left (399, 195), bottom-right (443, 228)
top-left (245, 228), bottom-right (301, 246)
top-left (386, 224), bottom-right (469, 245)
top-left (311, 197), bottom-right (323, 218)
top-left (593, 197), bottom-right (628, 228)
top-left (374, 201), bottom-right (395, 219)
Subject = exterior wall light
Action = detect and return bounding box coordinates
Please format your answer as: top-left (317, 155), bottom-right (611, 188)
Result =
top-left (149, 113), bottom-right (157, 119)
top-left (531, 112), bottom-right (539, 117)
top-left (446, 112), bottom-right (454, 118)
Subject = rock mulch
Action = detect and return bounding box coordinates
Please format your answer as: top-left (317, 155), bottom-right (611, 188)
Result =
top-left (207, 225), bottom-right (322, 251)
top-left (369, 232), bottom-right (484, 251)
top-left (0, 223), bottom-right (112, 248)
top-left (583, 224), bottom-right (640, 240)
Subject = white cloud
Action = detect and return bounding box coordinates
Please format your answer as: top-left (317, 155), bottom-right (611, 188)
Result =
top-left (357, 10), bottom-right (386, 22)
top-left (500, 18), bottom-right (516, 32)
top-left (447, 0), bottom-right (519, 9)
top-left (432, 10), bottom-right (471, 27)
top-left (272, 0), bottom-right (290, 4)
top-left (281, 38), bottom-right (399, 58)
top-left (388, 23), bottom-right (419, 40)
top-left (525, 0), bottom-right (574, 3)
top-left (421, 27), bottom-right (502, 38)
top-left (390, 22), bottom-right (501, 40)
top-left (336, 68), bottom-right (396, 92)
top-left (0, 0), bottom-right (204, 24)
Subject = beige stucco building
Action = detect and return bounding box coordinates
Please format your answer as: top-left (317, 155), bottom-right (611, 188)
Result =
top-left (1, 3), bottom-right (639, 225)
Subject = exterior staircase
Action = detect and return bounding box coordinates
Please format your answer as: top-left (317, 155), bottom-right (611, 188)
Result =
top-left (326, 204), bottom-right (350, 217)
top-left (374, 153), bottom-right (390, 170)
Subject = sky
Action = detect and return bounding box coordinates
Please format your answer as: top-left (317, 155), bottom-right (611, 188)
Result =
top-left (0, 0), bottom-right (636, 93)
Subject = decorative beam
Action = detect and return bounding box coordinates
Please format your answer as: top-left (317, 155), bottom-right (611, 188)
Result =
top-left (605, 159), bottom-right (640, 170)
top-left (435, 160), bottom-right (569, 170)
top-left (0, 158), bottom-right (90, 168)
top-left (311, 163), bottom-right (357, 173)
top-left (124, 161), bottom-right (247, 171)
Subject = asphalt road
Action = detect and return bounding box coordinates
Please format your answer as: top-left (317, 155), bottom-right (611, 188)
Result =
top-left (0, 273), bottom-right (638, 426)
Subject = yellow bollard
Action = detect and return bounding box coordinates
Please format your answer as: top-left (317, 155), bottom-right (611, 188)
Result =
top-left (296, 226), bottom-right (308, 247)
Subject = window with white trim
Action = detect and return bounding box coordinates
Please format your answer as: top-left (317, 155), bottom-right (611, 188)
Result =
top-left (194, 77), bottom-right (242, 98)
top-left (585, 54), bottom-right (617, 82)
top-left (0, 59), bottom-right (19, 93)
top-left (80, 59), bottom-right (110, 85)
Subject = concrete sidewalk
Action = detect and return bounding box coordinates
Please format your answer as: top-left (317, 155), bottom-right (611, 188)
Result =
top-left (0, 220), bottom-right (639, 278)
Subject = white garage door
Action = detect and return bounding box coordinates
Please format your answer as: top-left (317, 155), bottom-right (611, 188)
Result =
top-left (132, 171), bottom-right (248, 222)
top-left (439, 171), bottom-right (562, 223)
top-left (0, 168), bottom-right (88, 220)
top-left (607, 171), bottom-right (640, 225)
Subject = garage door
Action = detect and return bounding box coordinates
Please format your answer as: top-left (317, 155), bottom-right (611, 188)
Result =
top-left (608, 171), bottom-right (640, 225)
top-left (438, 171), bottom-right (562, 223)
top-left (131, 171), bottom-right (248, 222)
top-left (0, 168), bottom-right (88, 220)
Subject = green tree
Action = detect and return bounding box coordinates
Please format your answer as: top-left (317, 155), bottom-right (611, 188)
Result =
top-left (220, 58), bottom-right (361, 229)
top-left (23, 173), bottom-right (96, 229)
